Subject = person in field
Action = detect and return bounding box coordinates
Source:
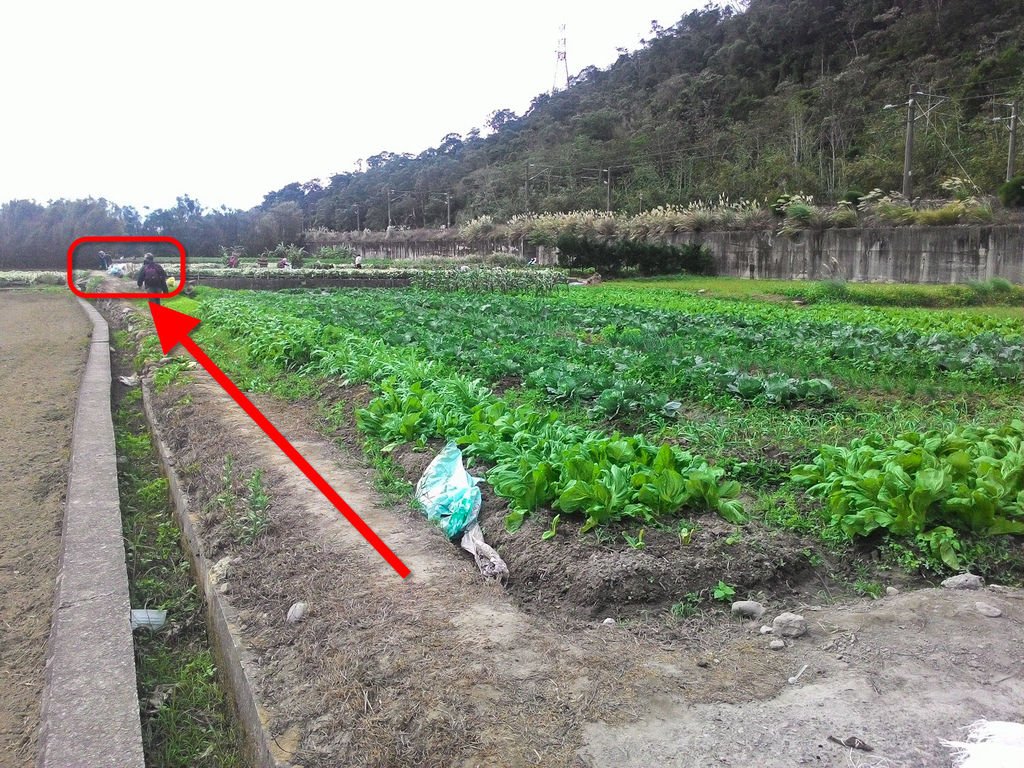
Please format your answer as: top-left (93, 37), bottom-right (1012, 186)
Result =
top-left (136, 253), bottom-right (169, 304)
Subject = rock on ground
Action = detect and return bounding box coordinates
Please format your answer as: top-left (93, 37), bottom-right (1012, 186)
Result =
top-left (731, 600), bottom-right (765, 619)
top-left (772, 612), bottom-right (808, 638)
top-left (942, 573), bottom-right (984, 590)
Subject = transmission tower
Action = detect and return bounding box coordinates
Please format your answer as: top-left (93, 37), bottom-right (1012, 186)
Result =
top-left (552, 24), bottom-right (569, 94)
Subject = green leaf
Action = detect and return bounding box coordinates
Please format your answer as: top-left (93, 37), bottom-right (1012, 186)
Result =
top-left (541, 514), bottom-right (561, 541)
top-left (717, 499), bottom-right (747, 524)
top-left (504, 510), bottom-right (526, 533)
top-left (652, 443), bottom-right (676, 473)
top-left (987, 518), bottom-right (1024, 535)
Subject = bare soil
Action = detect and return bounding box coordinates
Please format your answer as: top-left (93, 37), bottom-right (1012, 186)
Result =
top-left (0, 291), bottom-right (90, 767)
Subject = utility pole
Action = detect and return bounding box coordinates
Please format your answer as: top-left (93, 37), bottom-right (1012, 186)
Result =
top-left (604, 168), bottom-right (611, 212)
top-left (353, 204), bottom-right (360, 231)
top-left (638, 191), bottom-right (644, 213)
top-left (903, 85), bottom-right (916, 199)
top-left (1008, 100), bottom-right (1019, 182)
top-left (525, 164), bottom-right (530, 211)
top-left (386, 189), bottom-right (393, 227)
top-left (445, 192), bottom-right (451, 228)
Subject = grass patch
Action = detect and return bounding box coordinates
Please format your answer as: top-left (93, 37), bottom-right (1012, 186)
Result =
top-left (612, 275), bottom-right (1024, 309)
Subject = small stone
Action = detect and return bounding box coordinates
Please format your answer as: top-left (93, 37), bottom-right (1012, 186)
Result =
top-left (989, 584), bottom-right (1010, 593)
top-left (769, 639), bottom-right (786, 650)
top-left (772, 612), bottom-right (808, 638)
top-left (696, 659), bottom-right (709, 668)
top-left (209, 556), bottom-right (234, 583)
top-left (286, 601), bottom-right (308, 624)
top-left (975, 602), bottom-right (1002, 618)
top-left (731, 600), bottom-right (766, 619)
top-left (942, 573), bottom-right (984, 590)
top-left (601, 617), bottom-right (615, 626)
top-left (759, 625), bottom-right (773, 634)
top-left (886, 586), bottom-right (899, 597)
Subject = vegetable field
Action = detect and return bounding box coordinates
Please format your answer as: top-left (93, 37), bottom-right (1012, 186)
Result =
top-left (185, 279), bottom-right (1024, 602)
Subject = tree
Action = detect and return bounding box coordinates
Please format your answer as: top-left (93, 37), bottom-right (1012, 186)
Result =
top-left (486, 109), bottom-right (518, 133)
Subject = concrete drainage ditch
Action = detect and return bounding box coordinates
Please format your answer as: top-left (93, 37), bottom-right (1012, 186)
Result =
top-left (38, 299), bottom-right (261, 768)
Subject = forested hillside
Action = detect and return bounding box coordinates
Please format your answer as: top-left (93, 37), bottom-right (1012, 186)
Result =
top-left (301, 0), bottom-right (1024, 229)
top-left (3, 0), bottom-right (1022, 265)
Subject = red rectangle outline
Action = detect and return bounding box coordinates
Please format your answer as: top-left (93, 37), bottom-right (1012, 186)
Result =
top-left (67, 236), bottom-right (187, 300)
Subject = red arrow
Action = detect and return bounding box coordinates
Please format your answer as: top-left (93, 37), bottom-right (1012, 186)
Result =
top-left (148, 303), bottom-right (410, 579)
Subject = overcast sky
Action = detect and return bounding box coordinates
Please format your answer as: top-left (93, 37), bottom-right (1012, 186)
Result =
top-left (1, 1), bottom-right (706, 213)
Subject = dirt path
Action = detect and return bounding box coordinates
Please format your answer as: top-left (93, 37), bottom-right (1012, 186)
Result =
top-left (0, 291), bottom-right (90, 767)
top-left (134, 333), bottom-right (1024, 768)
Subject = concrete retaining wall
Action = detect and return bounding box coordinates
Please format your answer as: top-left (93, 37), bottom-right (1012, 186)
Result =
top-left (322, 225), bottom-right (1024, 284)
top-left (36, 300), bottom-right (144, 768)
top-left (667, 225), bottom-right (1024, 283)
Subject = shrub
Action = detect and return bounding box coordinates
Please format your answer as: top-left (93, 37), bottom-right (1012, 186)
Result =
top-left (940, 176), bottom-right (975, 201)
top-left (554, 234), bottom-right (713, 276)
top-left (998, 176), bottom-right (1024, 207)
top-left (773, 192), bottom-right (814, 216)
top-left (784, 201), bottom-right (816, 225)
top-left (316, 244), bottom-right (358, 263)
top-left (960, 200), bottom-right (994, 223)
top-left (915, 204), bottom-right (963, 226)
top-left (778, 199), bottom-right (827, 236)
top-left (840, 189), bottom-right (864, 206)
top-left (460, 215), bottom-right (497, 240)
top-left (827, 202), bottom-right (859, 228)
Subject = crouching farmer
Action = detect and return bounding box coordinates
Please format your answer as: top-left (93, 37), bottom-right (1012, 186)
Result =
top-left (137, 253), bottom-right (169, 304)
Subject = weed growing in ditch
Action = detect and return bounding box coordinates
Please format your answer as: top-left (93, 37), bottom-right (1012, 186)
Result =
top-left (115, 397), bottom-right (242, 767)
top-left (153, 359), bottom-right (190, 392)
top-left (133, 334), bottom-right (162, 371)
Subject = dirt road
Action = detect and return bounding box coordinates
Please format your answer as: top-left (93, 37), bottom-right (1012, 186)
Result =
top-left (0, 291), bottom-right (90, 767)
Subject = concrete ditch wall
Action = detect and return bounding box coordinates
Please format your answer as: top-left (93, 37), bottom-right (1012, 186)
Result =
top-left (326, 225), bottom-right (1024, 284)
top-left (36, 300), bottom-right (144, 768)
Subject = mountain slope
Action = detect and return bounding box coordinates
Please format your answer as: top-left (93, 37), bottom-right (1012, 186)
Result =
top-left (287, 0), bottom-right (1024, 231)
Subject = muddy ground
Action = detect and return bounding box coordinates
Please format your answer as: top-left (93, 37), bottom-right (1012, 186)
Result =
top-left (0, 291), bottom-right (90, 767)
top-left (111, 298), bottom-right (1024, 767)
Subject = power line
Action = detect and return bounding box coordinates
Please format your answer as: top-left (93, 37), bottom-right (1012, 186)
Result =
top-left (915, 73), bottom-right (1024, 94)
